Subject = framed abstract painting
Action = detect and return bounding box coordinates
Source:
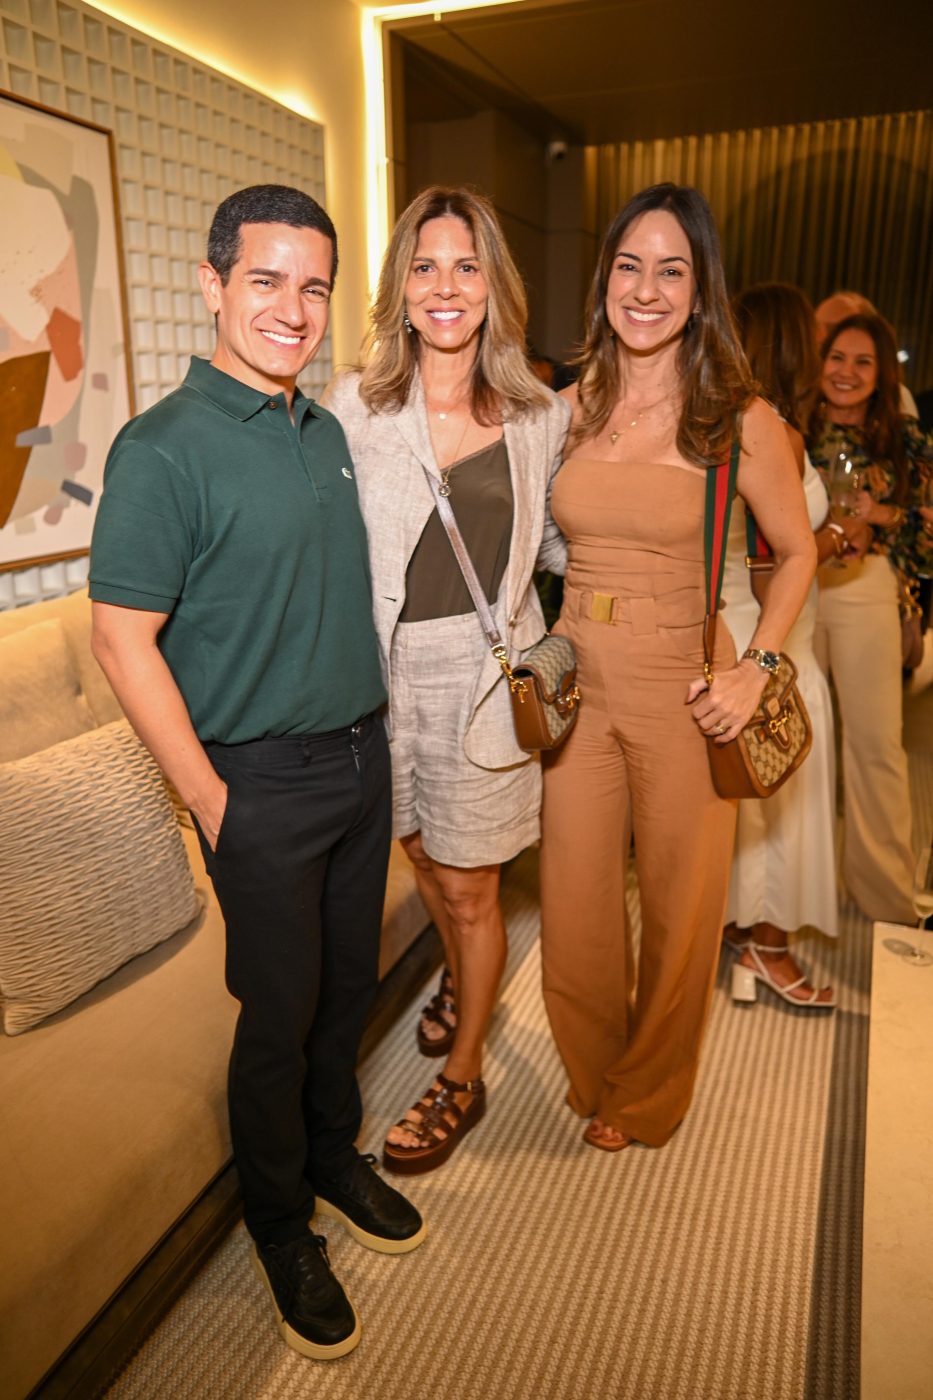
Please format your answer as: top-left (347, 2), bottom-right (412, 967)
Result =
top-left (0, 89), bottom-right (133, 571)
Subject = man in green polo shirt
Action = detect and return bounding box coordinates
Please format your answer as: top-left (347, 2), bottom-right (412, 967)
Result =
top-left (89, 185), bottom-right (424, 1362)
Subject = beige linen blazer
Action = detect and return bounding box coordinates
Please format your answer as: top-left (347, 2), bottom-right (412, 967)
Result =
top-left (322, 369), bottom-right (570, 769)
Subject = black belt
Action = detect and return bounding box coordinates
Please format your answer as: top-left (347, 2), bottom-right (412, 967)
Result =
top-left (203, 710), bottom-right (378, 752)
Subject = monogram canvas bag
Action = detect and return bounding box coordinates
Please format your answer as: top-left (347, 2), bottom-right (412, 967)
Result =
top-left (703, 440), bottom-right (813, 800)
top-left (503, 632), bottom-right (580, 751)
top-left (422, 466), bottom-right (580, 753)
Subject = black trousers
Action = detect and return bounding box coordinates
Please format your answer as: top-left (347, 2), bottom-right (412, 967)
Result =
top-left (195, 713), bottom-right (391, 1248)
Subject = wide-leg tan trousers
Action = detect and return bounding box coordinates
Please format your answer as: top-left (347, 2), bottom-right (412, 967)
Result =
top-left (541, 587), bottom-right (738, 1147)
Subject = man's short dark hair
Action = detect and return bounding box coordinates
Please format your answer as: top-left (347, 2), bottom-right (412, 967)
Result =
top-left (207, 184), bottom-right (338, 285)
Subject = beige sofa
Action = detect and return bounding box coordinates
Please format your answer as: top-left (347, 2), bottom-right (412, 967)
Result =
top-left (0, 588), bottom-right (429, 1399)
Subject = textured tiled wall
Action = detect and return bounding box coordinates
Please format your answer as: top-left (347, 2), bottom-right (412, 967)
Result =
top-left (1, 0), bottom-right (328, 608)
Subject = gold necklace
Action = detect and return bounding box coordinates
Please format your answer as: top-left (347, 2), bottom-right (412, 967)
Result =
top-left (425, 394), bottom-right (476, 498)
top-left (438, 413), bottom-right (473, 497)
top-left (425, 390), bottom-right (469, 422)
top-left (607, 392), bottom-right (670, 445)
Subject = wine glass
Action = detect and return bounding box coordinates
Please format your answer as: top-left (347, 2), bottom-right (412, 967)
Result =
top-left (897, 844), bottom-right (933, 967)
top-left (828, 450), bottom-right (862, 516)
top-left (826, 451), bottom-right (862, 566)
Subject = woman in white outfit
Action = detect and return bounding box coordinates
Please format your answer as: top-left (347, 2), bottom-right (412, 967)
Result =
top-left (722, 285), bottom-right (869, 1006)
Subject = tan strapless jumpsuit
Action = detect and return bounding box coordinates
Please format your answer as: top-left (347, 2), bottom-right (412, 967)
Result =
top-left (540, 459), bottom-right (738, 1147)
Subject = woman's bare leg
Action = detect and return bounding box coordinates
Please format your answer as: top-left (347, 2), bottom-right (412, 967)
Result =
top-left (388, 840), bottom-right (504, 1147)
top-left (402, 832), bottom-right (458, 1045)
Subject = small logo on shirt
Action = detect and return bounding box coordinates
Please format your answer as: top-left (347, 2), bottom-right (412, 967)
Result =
top-left (342, 466), bottom-right (353, 479)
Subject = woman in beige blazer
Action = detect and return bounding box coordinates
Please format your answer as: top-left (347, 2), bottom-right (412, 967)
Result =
top-left (324, 186), bottom-right (569, 1174)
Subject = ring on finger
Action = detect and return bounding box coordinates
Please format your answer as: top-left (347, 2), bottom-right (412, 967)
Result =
top-left (714, 723), bottom-right (726, 735)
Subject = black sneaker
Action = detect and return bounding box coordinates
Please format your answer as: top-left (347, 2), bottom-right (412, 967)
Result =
top-left (314, 1152), bottom-right (427, 1254)
top-left (253, 1233), bottom-right (361, 1360)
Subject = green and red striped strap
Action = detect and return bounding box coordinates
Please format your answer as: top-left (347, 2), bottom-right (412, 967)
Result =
top-left (703, 438), bottom-right (773, 620)
top-left (704, 438), bottom-right (741, 618)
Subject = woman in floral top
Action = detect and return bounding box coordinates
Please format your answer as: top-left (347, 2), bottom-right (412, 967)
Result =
top-left (807, 312), bottom-right (932, 923)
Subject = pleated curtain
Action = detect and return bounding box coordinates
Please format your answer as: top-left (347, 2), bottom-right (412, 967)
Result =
top-left (591, 110), bottom-right (933, 390)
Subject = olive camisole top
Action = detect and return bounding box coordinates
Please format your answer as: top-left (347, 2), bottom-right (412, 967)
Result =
top-left (400, 438), bottom-right (513, 622)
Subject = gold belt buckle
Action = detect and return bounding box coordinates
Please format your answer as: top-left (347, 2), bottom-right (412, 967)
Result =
top-left (590, 592), bottom-right (614, 624)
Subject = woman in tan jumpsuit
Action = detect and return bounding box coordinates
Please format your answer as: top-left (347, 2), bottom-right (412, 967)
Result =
top-left (540, 185), bottom-right (816, 1152)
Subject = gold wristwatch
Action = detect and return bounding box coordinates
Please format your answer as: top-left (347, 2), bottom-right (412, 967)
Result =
top-left (742, 647), bottom-right (781, 675)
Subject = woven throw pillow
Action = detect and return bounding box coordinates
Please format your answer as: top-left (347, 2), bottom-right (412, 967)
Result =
top-left (0, 720), bottom-right (201, 1034)
top-left (0, 618), bottom-right (97, 762)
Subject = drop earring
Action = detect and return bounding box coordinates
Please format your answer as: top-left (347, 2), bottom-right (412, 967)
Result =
top-left (403, 312), bottom-right (412, 332)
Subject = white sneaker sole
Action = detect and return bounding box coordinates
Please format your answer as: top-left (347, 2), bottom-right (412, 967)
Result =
top-left (252, 1248), bottom-right (361, 1359)
top-left (314, 1196), bottom-right (427, 1254)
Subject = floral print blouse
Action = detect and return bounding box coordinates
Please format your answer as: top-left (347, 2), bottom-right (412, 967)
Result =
top-left (807, 416), bottom-right (933, 581)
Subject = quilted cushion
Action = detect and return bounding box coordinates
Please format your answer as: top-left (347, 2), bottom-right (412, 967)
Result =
top-left (0, 619), bottom-right (97, 762)
top-left (0, 721), bottom-right (201, 1034)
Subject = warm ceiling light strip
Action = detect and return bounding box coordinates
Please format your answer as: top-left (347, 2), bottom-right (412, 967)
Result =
top-left (82, 0), bottom-right (325, 121)
top-left (362, 0), bottom-right (527, 294)
top-left (85, 0), bottom-right (525, 296)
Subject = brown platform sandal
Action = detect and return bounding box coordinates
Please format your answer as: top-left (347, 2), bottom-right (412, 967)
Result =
top-left (382, 1072), bottom-right (486, 1176)
top-left (415, 966), bottom-right (457, 1058)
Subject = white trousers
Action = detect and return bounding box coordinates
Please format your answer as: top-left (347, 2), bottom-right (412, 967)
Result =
top-left (813, 554), bottom-right (915, 923)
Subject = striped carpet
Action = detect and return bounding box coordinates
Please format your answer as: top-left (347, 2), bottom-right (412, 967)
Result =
top-left (105, 685), bottom-right (932, 1400)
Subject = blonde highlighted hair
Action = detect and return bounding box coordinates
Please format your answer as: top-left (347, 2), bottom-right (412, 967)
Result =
top-left (359, 186), bottom-right (549, 424)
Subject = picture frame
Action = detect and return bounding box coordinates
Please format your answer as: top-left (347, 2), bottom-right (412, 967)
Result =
top-left (0, 88), bottom-right (134, 573)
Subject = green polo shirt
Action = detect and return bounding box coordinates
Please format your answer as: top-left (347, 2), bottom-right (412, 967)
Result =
top-left (89, 357), bottom-right (386, 743)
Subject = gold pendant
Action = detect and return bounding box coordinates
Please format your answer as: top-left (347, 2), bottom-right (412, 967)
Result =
top-left (609, 431), bottom-right (620, 445)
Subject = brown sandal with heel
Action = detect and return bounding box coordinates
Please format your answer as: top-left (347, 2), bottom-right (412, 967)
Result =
top-left (582, 1118), bottom-right (631, 1153)
top-left (415, 966), bottom-right (457, 1058)
top-left (382, 1072), bottom-right (486, 1175)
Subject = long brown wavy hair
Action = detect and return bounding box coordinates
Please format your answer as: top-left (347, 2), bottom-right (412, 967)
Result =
top-left (811, 312), bottom-right (909, 503)
top-left (573, 183), bottom-right (756, 464)
top-left (732, 283), bottom-right (821, 434)
top-left (359, 186), bottom-right (549, 424)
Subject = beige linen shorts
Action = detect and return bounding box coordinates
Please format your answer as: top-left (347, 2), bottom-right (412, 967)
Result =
top-left (389, 612), bottom-right (541, 868)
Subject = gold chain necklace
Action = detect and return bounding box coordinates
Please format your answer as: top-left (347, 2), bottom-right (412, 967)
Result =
top-left (425, 389), bottom-right (469, 421)
top-left (438, 415), bottom-right (472, 497)
top-left (607, 392), bottom-right (671, 445)
top-left (426, 398), bottom-right (473, 498)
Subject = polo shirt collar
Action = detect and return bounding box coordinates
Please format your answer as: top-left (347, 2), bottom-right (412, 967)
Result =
top-left (184, 356), bottom-right (326, 423)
